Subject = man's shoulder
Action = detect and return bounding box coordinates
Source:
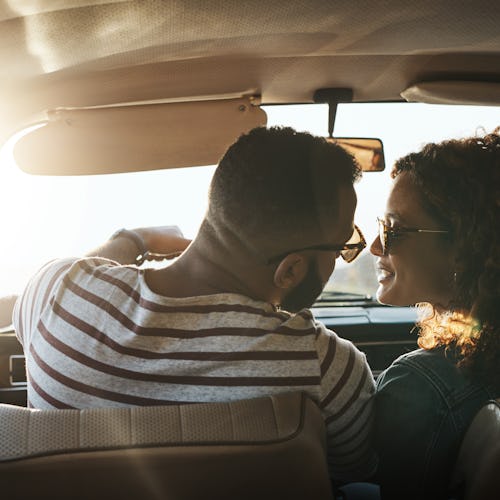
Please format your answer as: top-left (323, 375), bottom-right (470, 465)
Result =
top-left (36, 256), bottom-right (121, 279)
top-left (61, 256), bottom-right (134, 282)
top-left (34, 256), bottom-right (134, 303)
top-left (308, 312), bottom-right (364, 354)
top-left (68, 256), bottom-right (122, 272)
top-left (282, 309), bottom-right (341, 339)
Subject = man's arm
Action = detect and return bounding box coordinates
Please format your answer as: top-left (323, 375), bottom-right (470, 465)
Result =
top-left (13, 225), bottom-right (190, 347)
top-left (316, 326), bottom-right (377, 483)
top-left (87, 226), bottom-right (191, 264)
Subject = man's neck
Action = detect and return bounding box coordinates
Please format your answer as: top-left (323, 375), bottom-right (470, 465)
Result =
top-left (144, 239), bottom-right (275, 304)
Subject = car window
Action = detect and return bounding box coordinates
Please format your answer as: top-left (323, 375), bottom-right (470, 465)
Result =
top-left (0, 103), bottom-right (498, 302)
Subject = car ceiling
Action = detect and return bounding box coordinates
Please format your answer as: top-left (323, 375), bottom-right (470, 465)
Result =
top-left (1, 0), bottom-right (499, 174)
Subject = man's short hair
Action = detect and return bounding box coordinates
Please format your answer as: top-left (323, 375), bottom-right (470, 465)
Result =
top-left (205, 126), bottom-right (361, 260)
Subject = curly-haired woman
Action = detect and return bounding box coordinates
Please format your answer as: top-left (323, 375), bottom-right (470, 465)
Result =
top-left (370, 128), bottom-right (500, 499)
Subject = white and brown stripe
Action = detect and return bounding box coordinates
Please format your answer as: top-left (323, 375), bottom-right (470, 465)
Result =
top-left (14, 257), bottom-right (376, 481)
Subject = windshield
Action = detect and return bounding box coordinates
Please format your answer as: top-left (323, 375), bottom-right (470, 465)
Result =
top-left (0, 103), bottom-right (498, 304)
top-left (266, 103), bottom-right (499, 301)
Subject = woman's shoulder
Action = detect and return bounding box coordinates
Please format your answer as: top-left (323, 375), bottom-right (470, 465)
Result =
top-left (376, 348), bottom-right (445, 394)
top-left (393, 346), bottom-right (463, 373)
top-left (379, 347), bottom-right (494, 404)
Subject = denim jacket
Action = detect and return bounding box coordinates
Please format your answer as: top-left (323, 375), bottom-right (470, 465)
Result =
top-left (373, 347), bottom-right (499, 499)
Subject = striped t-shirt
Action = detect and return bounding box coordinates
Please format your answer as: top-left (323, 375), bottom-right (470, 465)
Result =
top-left (13, 257), bottom-right (377, 481)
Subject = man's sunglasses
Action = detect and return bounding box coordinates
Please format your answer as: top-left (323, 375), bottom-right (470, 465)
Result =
top-left (266, 225), bottom-right (366, 265)
top-left (377, 217), bottom-right (449, 255)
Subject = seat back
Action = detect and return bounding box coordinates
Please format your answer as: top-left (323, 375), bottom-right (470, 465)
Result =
top-left (450, 399), bottom-right (500, 499)
top-left (0, 392), bottom-right (334, 500)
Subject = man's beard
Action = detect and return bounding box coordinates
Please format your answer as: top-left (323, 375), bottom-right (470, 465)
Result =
top-left (281, 259), bottom-right (324, 313)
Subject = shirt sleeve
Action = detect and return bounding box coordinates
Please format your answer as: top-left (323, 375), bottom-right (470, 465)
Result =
top-left (13, 257), bottom-right (119, 349)
top-left (374, 359), bottom-right (453, 499)
top-left (316, 322), bottom-right (377, 482)
top-left (13, 258), bottom-right (79, 349)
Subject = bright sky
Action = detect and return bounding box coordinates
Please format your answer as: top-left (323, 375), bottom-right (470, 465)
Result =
top-left (0, 102), bottom-right (498, 296)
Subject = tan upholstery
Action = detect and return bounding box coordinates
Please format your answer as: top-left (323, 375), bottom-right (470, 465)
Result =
top-left (2, 1), bottom-right (500, 171)
top-left (451, 399), bottom-right (500, 499)
top-left (0, 392), bottom-right (334, 499)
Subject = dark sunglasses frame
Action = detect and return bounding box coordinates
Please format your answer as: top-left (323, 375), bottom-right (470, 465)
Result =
top-left (266, 225), bottom-right (366, 265)
top-left (377, 217), bottom-right (449, 255)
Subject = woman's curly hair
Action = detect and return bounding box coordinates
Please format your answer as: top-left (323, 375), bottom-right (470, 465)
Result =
top-left (392, 127), bottom-right (500, 378)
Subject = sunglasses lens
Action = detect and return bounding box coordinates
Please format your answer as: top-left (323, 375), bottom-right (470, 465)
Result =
top-left (340, 225), bottom-right (366, 263)
top-left (345, 226), bottom-right (360, 247)
top-left (377, 218), bottom-right (388, 255)
top-left (340, 247), bottom-right (359, 263)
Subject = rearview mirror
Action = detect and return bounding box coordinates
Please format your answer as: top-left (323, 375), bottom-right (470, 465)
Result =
top-left (326, 137), bottom-right (385, 172)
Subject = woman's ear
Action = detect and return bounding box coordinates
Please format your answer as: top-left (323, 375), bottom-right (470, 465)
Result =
top-left (273, 253), bottom-right (309, 290)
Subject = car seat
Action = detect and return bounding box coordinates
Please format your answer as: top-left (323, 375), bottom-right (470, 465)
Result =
top-left (450, 398), bottom-right (500, 499)
top-left (0, 391), bottom-right (334, 499)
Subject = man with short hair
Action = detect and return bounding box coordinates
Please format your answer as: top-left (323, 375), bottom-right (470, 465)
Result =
top-left (14, 126), bottom-right (376, 482)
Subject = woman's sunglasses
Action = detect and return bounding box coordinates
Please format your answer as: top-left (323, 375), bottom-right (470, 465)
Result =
top-left (377, 217), bottom-right (449, 255)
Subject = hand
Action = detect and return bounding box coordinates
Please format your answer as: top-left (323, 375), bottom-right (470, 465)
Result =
top-left (88, 225), bottom-right (191, 264)
top-left (133, 226), bottom-right (191, 260)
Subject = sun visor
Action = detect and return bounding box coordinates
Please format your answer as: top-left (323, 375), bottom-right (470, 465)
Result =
top-left (13, 97), bottom-right (267, 175)
top-left (401, 81), bottom-right (500, 105)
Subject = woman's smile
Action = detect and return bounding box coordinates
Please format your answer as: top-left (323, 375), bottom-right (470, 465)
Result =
top-left (375, 262), bottom-right (394, 284)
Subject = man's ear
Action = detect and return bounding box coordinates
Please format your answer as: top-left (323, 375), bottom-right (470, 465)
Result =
top-left (273, 253), bottom-right (309, 290)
